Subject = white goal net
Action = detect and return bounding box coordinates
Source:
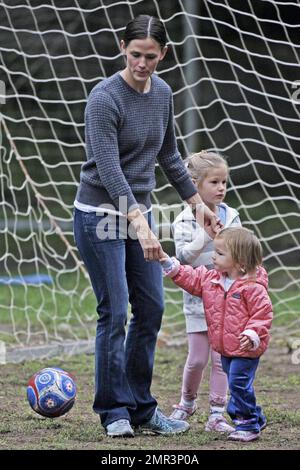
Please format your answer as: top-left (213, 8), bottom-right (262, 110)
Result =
top-left (0, 0), bottom-right (299, 362)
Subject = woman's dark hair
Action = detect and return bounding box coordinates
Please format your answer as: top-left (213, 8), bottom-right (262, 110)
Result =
top-left (123, 15), bottom-right (167, 49)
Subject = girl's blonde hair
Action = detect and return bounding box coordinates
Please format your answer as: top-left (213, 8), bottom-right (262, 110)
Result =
top-left (185, 150), bottom-right (228, 183)
top-left (216, 227), bottom-right (263, 273)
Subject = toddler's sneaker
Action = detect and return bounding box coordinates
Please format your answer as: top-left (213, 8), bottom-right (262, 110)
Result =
top-left (228, 430), bottom-right (260, 442)
top-left (137, 407), bottom-right (190, 435)
top-left (106, 419), bottom-right (134, 438)
top-left (169, 403), bottom-right (197, 421)
top-left (234, 416), bottom-right (266, 431)
top-left (205, 414), bottom-right (235, 433)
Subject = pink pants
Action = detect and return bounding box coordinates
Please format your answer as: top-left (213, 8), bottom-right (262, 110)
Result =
top-left (182, 332), bottom-right (228, 406)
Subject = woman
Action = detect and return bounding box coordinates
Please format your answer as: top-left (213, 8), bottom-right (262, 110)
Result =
top-left (74, 15), bottom-right (219, 438)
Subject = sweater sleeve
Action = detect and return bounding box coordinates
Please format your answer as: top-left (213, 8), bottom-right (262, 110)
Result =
top-left (85, 90), bottom-right (138, 211)
top-left (156, 93), bottom-right (197, 201)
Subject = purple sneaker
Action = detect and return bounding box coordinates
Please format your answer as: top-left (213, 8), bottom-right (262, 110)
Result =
top-left (205, 414), bottom-right (235, 433)
top-left (228, 430), bottom-right (260, 442)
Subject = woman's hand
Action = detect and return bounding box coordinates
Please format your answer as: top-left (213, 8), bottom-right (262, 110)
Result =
top-left (186, 194), bottom-right (223, 233)
top-left (204, 220), bottom-right (220, 239)
top-left (203, 205), bottom-right (223, 233)
top-left (128, 210), bottom-right (164, 261)
top-left (135, 224), bottom-right (164, 261)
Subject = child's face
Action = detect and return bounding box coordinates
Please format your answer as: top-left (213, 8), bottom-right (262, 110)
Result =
top-left (212, 237), bottom-right (235, 274)
top-left (197, 165), bottom-right (228, 208)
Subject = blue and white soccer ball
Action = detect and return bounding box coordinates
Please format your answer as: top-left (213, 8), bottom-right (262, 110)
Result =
top-left (27, 367), bottom-right (76, 418)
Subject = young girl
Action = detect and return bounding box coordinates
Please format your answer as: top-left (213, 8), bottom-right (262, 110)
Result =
top-left (161, 227), bottom-right (273, 442)
top-left (170, 151), bottom-right (241, 434)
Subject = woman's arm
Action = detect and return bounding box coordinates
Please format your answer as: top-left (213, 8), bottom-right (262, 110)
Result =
top-left (87, 91), bottom-right (164, 260)
top-left (86, 91), bottom-right (139, 211)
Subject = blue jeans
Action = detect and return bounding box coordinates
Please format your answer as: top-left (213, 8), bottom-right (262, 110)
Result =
top-left (73, 208), bottom-right (164, 427)
top-left (221, 356), bottom-right (266, 433)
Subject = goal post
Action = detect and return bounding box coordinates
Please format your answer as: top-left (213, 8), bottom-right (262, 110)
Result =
top-left (0, 0), bottom-right (299, 362)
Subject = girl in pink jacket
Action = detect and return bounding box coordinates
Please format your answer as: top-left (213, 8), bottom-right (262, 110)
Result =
top-left (161, 227), bottom-right (273, 442)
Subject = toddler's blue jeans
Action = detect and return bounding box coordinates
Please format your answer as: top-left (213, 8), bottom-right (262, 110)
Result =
top-left (221, 356), bottom-right (266, 433)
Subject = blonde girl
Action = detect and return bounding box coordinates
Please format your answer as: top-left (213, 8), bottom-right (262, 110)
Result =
top-left (170, 151), bottom-right (241, 433)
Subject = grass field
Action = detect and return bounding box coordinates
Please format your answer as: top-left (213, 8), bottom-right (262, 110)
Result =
top-left (0, 341), bottom-right (300, 451)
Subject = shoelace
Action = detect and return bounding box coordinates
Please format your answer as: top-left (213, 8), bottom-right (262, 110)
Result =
top-left (153, 410), bottom-right (174, 431)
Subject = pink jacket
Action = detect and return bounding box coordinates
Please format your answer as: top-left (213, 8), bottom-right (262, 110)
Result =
top-left (166, 261), bottom-right (273, 358)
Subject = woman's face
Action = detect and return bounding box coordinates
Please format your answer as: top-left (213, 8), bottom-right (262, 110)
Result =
top-left (121, 38), bottom-right (167, 86)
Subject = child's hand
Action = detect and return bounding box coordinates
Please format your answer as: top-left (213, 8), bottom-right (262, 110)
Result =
top-left (239, 334), bottom-right (253, 351)
top-left (159, 254), bottom-right (178, 274)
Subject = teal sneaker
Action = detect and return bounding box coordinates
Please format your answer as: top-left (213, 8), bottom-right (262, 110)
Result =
top-left (106, 419), bottom-right (134, 438)
top-left (137, 408), bottom-right (190, 435)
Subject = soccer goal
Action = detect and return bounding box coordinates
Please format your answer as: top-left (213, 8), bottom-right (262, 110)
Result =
top-left (0, 0), bottom-right (299, 363)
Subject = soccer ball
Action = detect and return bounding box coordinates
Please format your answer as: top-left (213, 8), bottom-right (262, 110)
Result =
top-left (27, 367), bottom-right (76, 418)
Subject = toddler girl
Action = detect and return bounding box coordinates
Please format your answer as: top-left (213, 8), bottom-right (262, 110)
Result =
top-left (162, 227), bottom-right (273, 442)
top-left (170, 151), bottom-right (240, 434)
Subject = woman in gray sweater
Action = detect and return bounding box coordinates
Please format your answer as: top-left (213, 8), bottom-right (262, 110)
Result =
top-left (73, 15), bottom-right (219, 438)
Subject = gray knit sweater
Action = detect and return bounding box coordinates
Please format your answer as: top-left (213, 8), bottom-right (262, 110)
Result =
top-left (76, 72), bottom-right (196, 212)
